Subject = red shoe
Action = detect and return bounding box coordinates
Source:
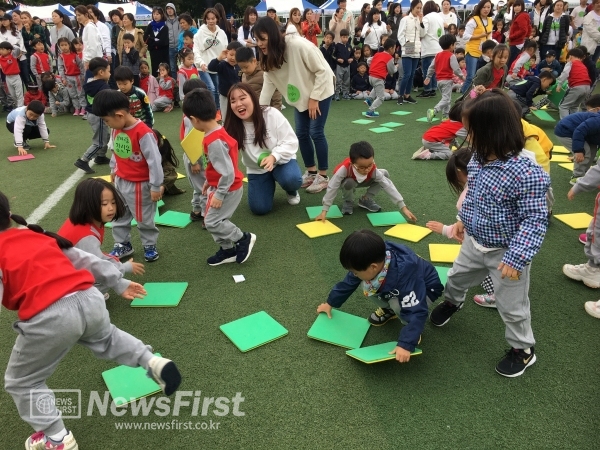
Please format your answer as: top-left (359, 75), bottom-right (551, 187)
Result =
top-left (580, 233), bottom-right (587, 244)
top-left (216, 110), bottom-right (222, 122)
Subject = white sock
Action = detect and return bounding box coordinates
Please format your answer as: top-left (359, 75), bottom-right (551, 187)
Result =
top-left (48, 428), bottom-right (68, 442)
top-left (523, 348), bottom-right (531, 354)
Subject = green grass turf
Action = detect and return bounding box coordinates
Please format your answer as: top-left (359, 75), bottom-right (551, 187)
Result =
top-left (0, 94), bottom-right (598, 449)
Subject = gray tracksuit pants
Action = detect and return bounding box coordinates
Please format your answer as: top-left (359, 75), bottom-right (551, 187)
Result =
top-left (6, 74), bottom-right (24, 107)
top-left (559, 85), bottom-right (591, 119)
top-left (433, 80), bottom-right (453, 117)
top-left (584, 194), bottom-right (600, 268)
top-left (204, 187), bottom-right (243, 250)
top-left (341, 169), bottom-right (389, 202)
top-left (336, 66), bottom-right (350, 96)
top-left (4, 288), bottom-right (154, 436)
top-left (444, 234), bottom-right (535, 349)
top-left (182, 153), bottom-right (207, 213)
top-left (422, 139), bottom-right (452, 160)
top-left (81, 113), bottom-right (109, 161)
top-left (556, 136), bottom-right (594, 178)
top-left (112, 176), bottom-right (160, 247)
top-left (65, 75), bottom-right (85, 109)
top-left (151, 96), bottom-right (173, 112)
top-left (368, 77), bottom-right (386, 111)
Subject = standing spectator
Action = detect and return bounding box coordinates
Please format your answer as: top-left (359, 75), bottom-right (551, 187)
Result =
top-left (538, 0), bottom-right (570, 61)
top-left (362, 8), bottom-right (386, 53)
top-left (117, 13), bottom-right (146, 66)
top-left (20, 11), bottom-right (44, 83)
top-left (531, 0), bottom-right (551, 33)
top-left (287, 8), bottom-right (303, 35)
top-left (330, 1), bottom-right (354, 44)
top-left (571, 0), bottom-right (590, 29)
top-left (387, 3), bottom-right (403, 38)
top-left (440, 0), bottom-right (458, 31)
top-left (267, 8), bottom-right (281, 26)
top-left (165, 3), bottom-right (180, 78)
top-left (75, 5), bottom-right (102, 72)
top-left (461, 0), bottom-right (494, 94)
top-left (397, 0), bottom-right (426, 104)
top-left (144, 7), bottom-right (170, 76)
top-left (39, 19), bottom-right (51, 48)
top-left (508, 0), bottom-right (532, 68)
top-left (2, 13), bottom-right (28, 90)
top-left (238, 7), bottom-right (258, 56)
top-left (108, 10), bottom-right (123, 87)
top-left (49, 10), bottom-right (74, 58)
top-left (357, 3), bottom-right (371, 29)
top-left (215, 3), bottom-right (234, 43)
top-left (87, 6), bottom-right (111, 63)
top-left (372, 0), bottom-right (387, 23)
top-left (301, 9), bottom-right (321, 46)
top-left (581, 0), bottom-right (600, 64)
top-left (421, 1), bottom-right (445, 98)
top-left (177, 14), bottom-right (197, 51)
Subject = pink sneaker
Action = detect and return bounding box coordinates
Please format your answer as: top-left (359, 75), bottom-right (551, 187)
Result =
top-left (78, 109), bottom-right (86, 116)
top-left (72, 108), bottom-right (79, 116)
top-left (473, 293), bottom-right (497, 308)
top-left (25, 430), bottom-right (78, 449)
top-left (580, 233), bottom-right (587, 244)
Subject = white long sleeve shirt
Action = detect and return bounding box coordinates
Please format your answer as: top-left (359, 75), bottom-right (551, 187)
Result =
top-left (81, 22), bottom-right (103, 64)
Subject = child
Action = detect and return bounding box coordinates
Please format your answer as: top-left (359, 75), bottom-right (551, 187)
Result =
top-left (181, 87), bottom-right (256, 265)
top-left (316, 230), bottom-right (444, 363)
top-left (56, 37), bottom-right (85, 116)
top-left (452, 57), bottom-right (467, 91)
top-left (72, 37), bottom-right (87, 115)
top-left (114, 65), bottom-right (154, 129)
top-left (207, 41), bottom-right (242, 123)
top-left (556, 48), bottom-right (592, 119)
top-left (456, 24), bottom-right (467, 48)
top-left (538, 50), bottom-right (562, 75)
top-left (414, 102), bottom-right (467, 160)
top-left (508, 71), bottom-right (555, 116)
top-left (361, 45), bottom-right (372, 64)
top-left (120, 33), bottom-right (141, 86)
top-left (316, 141), bottom-right (417, 218)
top-left (384, 71), bottom-right (399, 100)
top-left (0, 191), bottom-right (180, 450)
top-left (465, 44), bottom-right (509, 97)
top-left (351, 62), bottom-right (371, 99)
top-left (492, 18), bottom-right (506, 43)
top-left (429, 89), bottom-right (551, 378)
top-left (236, 46), bottom-right (282, 109)
top-left (29, 38), bottom-right (51, 89)
top-left (334, 29), bottom-right (353, 100)
top-left (0, 41), bottom-right (23, 108)
top-left (353, 26), bottom-right (363, 46)
top-left (58, 178), bottom-right (145, 298)
top-left (74, 57), bottom-right (111, 174)
top-left (178, 14), bottom-right (197, 51)
top-left (447, 23), bottom-right (457, 37)
top-left (93, 90), bottom-right (163, 262)
top-left (182, 30), bottom-right (194, 50)
top-left (454, 47), bottom-right (465, 60)
top-left (364, 38), bottom-right (397, 117)
top-left (24, 84), bottom-right (46, 107)
top-left (139, 60), bottom-right (159, 103)
top-left (176, 48), bottom-right (200, 101)
top-left (476, 40), bottom-right (496, 72)
top-left (6, 101), bottom-right (55, 155)
top-left (152, 62), bottom-right (175, 113)
top-left (578, 45), bottom-right (597, 86)
top-left (350, 46), bottom-right (363, 79)
top-left (43, 78), bottom-right (70, 117)
top-left (425, 34), bottom-right (465, 122)
top-left (320, 30), bottom-right (337, 73)
top-left (506, 40), bottom-right (537, 84)
top-left (155, 130), bottom-right (186, 195)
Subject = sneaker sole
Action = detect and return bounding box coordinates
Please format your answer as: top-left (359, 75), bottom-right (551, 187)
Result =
top-left (156, 361), bottom-right (182, 396)
top-left (472, 299), bottom-right (497, 308)
top-left (368, 316), bottom-right (398, 326)
top-left (579, 237), bottom-right (587, 244)
top-left (238, 233), bottom-right (257, 264)
top-left (306, 184), bottom-right (327, 194)
top-left (358, 203), bottom-right (381, 212)
top-left (110, 249), bottom-right (135, 259)
top-left (562, 266), bottom-right (600, 288)
top-left (584, 302), bottom-right (600, 318)
top-left (145, 254), bottom-right (159, 262)
top-left (495, 353), bottom-right (536, 378)
top-left (208, 255), bottom-right (237, 266)
top-left (430, 302), bottom-right (464, 327)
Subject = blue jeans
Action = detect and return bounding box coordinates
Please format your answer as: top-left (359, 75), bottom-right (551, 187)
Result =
top-left (200, 72), bottom-right (220, 109)
top-left (461, 53), bottom-right (479, 94)
top-left (293, 96), bottom-right (332, 171)
top-left (399, 57), bottom-right (419, 96)
top-left (421, 55), bottom-right (437, 91)
top-left (168, 47), bottom-right (178, 79)
top-left (247, 160), bottom-right (302, 215)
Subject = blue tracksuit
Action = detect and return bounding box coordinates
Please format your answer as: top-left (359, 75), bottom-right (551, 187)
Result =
top-left (555, 112), bottom-right (600, 154)
top-left (327, 242), bottom-right (443, 352)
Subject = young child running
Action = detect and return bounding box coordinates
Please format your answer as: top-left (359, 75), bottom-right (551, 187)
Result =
top-left (182, 87), bottom-right (256, 265)
top-left (0, 41), bottom-right (24, 108)
top-left (114, 65), bottom-right (154, 129)
top-left (176, 47), bottom-right (200, 101)
top-left (153, 63), bottom-right (175, 113)
top-left (414, 102), bottom-right (467, 160)
top-left (93, 89), bottom-right (163, 262)
top-left (56, 37), bottom-right (85, 116)
top-left (556, 48), bottom-right (592, 119)
top-left (0, 191), bottom-right (180, 450)
top-left (425, 34), bottom-right (464, 123)
top-left (58, 178), bottom-right (145, 299)
top-left (316, 141), bottom-right (417, 219)
top-left (316, 230), bottom-right (444, 362)
top-left (429, 89), bottom-right (551, 377)
top-left (364, 38), bottom-right (397, 117)
top-left (155, 130), bottom-right (186, 195)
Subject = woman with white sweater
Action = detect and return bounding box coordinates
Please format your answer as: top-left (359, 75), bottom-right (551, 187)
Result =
top-left (254, 18), bottom-right (335, 194)
top-left (420, 1), bottom-right (444, 98)
top-left (87, 6), bottom-right (111, 62)
top-left (581, 0), bottom-right (600, 64)
top-left (397, 0), bottom-right (426, 104)
top-left (74, 5), bottom-right (103, 71)
top-left (225, 83), bottom-right (302, 215)
top-left (362, 9), bottom-right (386, 52)
top-left (238, 6), bottom-right (258, 57)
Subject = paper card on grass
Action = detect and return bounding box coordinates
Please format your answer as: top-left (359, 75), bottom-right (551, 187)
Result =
top-left (220, 311), bottom-right (288, 352)
top-left (390, 111), bottom-right (412, 116)
top-left (296, 220), bottom-right (342, 238)
top-left (435, 266), bottom-right (451, 285)
top-left (177, 173), bottom-right (186, 179)
top-left (417, 117), bottom-right (439, 122)
top-left (102, 353), bottom-right (162, 407)
top-left (243, 177), bottom-right (248, 182)
top-left (369, 127), bottom-right (394, 134)
top-left (352, 119), bottom-right (375, 124)
top-left (531, 110), bottom-right (556, 122)
top-left (93, 174), bottom-right (112, 182)
top-left (429, 243), bottom-right (461, 263)
top-left (306, 205), bottom-right (343, 220)
top-left (379, 122), bottom-right (404, 128)
top-left (155, 211), bottom-right (192, 228)
top-left (367, 211), bottom-right (407, 227)
top-left (550, 154), bottom-right (572, 163)
top-left (558, 163), bottom-right (574, 171)
top-left (553, 146), bottom-right (569, 154)
top-left (8, 154), bottom-right (35, 162)
top-left (307, 309), bottom-right (370, 349)
top-left (130, 282), bottom-right (188, 307)
top-left (554, 212), bottom-right (593, 229)
top-left (180, 128), bottom-right (204, 163)
top-left (346, 342), bottom-right (423, 364)
top-left (384, 224), bottom-right (432, 243)
top-left (233, 275), bottom-right (245, 283)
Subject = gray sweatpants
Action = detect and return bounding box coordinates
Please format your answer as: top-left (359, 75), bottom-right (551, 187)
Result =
top-left (4, 288), bottom-right (154, 436)
top-left (368, 76), bottom-right (386, 111)
top-left (556, 136), bottom-right (594, 178)
top-left (584, 193), bottom-right (600, 267)
top-left (65, 75), bottom-right (84, 109)
top-left (341, 169), bottom-right (389, 202)
top-left (6, 74), bottom-right (24, 107)
top-left (444, 234), bottom-right (535, 349)
top-left (81, 113), bottom-right (109, 161)
top-left (182, 153), bottom-right (207, 213)
top-left (432, 80), bottom-right (453, 117)
top-left (219, 94), bottom-right (228, 122)
top-left (559, 85), bottom-right (591, 119)
top-left (112, 176), bottom-right (160, 246)
top-left (336, 66), bottom-right (350, 96)
top-left (422, 138), bottom-right (452, 160)
top-left (151, 96), bottom-right (173, 112)
top-left (205, 187), bottom-right (243, 250)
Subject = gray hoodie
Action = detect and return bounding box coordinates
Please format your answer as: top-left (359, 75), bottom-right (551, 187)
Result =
top-left (165, 3), bottom-right (180, 49)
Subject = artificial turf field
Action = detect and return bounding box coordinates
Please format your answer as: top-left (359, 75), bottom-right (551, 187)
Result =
top-left (0, 93), bottom-right (598, 450)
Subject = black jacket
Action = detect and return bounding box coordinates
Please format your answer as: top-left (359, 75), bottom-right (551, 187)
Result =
top-left (351, 72), bottom-right (371, 92)
top-left (509, 76), bottom-right (545, 106)
top-left (539, 14), bottom-right (569, 49)
top-left (334, 42), bottom-right (353, 67)
top-left (320, 43), bottom-right (336, 72)
top-left (144, 24), bottom-right (170, 51)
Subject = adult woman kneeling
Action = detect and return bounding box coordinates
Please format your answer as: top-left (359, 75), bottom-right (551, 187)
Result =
top-left (225, 83), bottom-right (302, 215)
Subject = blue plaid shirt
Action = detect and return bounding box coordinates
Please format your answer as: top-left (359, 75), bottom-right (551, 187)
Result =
top-left (459, 155), bottom-right (550, 272)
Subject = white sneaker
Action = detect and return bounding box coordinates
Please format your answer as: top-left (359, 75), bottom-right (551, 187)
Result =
top-left (305, 174), bottom-right (329, 194)
top-left (562, 262), bottom-right (600, 288)
top-left (301, 171), bottom-right (316, 188)
top-left (584, 300), bottom-right (600, 318)
top-left (287, 192), bottom-right (300, 205)
top-left (147, 356), bottom-right (182, 396)
top-left (411, 146), bottom-right (426, 160)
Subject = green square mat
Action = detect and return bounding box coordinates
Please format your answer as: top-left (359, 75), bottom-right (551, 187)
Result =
top-left (307, 310), bottom-right (370, 349)
top-left (435, 266), bottom-right (451, 286)
top-left (155, 211), bottom-right (192, 228)
top-left (102, 353), bottom-right (162, 407)
top-left (346, 342), bottom-right (423, 364)
top-left (369, 127), bottom-right (394, 133)
top-left (130, 282), bottom-right (188, 307)
top-left (306, 205), bottom-right (343, 220)
top-left (220, 311), bottom-right (288, 352)
top-left (367, 211), bottom-right (407, 227)
top-left (379, 122), bottom-right (404, 128)
top-left (390, 111), bottom-right (412, 116)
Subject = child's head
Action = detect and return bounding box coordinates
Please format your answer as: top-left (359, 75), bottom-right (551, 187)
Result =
top-left (439, 33), bottom-right (456, 51)
top-left (585, 94), bottom-right (600, 112)
top-left (380, 33), bottom-right (389, 46)
top-left (182, 88), bottom-right (217, 131)
top-left (139, 60), bottom-right (150, 75)
top-left (69, 178), bottom-right (125, 226)
top-left (89, 57), bottom-right (110, 81)
top-left (25, 101), bottom-right (45, 120)
top-left (383, 38), bottom-right (396, 54)
top-left (32, 38), bottom-right (44, 52)
top-left (226, 41), bottom-right (243, 65)
top-left (448, 23), bottom-right (457, 35)
top-left (340, 28), bottom-right (350, 43)
top-left (323, 30), bottom-right (334, 45)
top-left (357, 61), bottom-right (367, 74)
top-left (544, 49), bottom-right (556, 63)
top-left (458, 24), bottom-right (465, 36)
top-left (492, 43), bottom-right (509, 67)
top-left (183, 30), bottom-right (194, 46)
top-left (523, 39), bottom-right (537, 55)
top-left (0, 40), bottom-right (12, 55)
top-left (92, 89), bottom-right (132, 130)
top-left (353, 46), bottom-right (362, 59)
top-left (72, 37), bottom-right (83, 52)
top-left (448, 100), bottom-right (463, 123)
top-left (538, 70), bottom-right (555, 90)
top-left (122, 33), bottom-right (134, 49)
top-left (529, 27), bottom-right (538, 39)
top-left (57, 37), bottom-right (71, 53)
top-left (349, 141), bottom-right (375, 175)
top-left (481, 40), bottom-right (496, 58)
top-left (158, 63), bottom-right (170, 77)
top-left (339, 229), bottom-right (386, 279)
top-left (114, 65), bottom-right (134, 93)
top-left (153, 129), bottom-right (179, 166)
top-left (462, 89), bottom-right (524, 163)
top-left (494, 18), bottom-right (504, 30)
top-left (236, 46), bottom-right (257, 75)
top-left (354, 26), bottom-right (362, 37)
top-left (182, 78), bottom-right (208, 96)
top-left (42, 78), bottom-right (58, 93)
top-left (27, 84), bottom-right (39, 93)
top-left (457, 56), bottom-right (465, 68)
top-left (446, 147), bottom-right (472, 194)
top-left (361, 45), bottom-right (371, 58)
top-left (179, 47), bottom-right (194, 67)
top-left (455, 47), bottom-right (465, 58)
top-left (567, 47), bottom-right (585, 61)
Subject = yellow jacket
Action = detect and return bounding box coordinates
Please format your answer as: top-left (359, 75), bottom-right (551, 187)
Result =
top-left (522, 119), bottom-right (552, 173)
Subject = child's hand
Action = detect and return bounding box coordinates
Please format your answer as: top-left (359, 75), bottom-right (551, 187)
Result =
top-left (151, 191), bottom-right (161, 202)
top-left (497, 262), bottom-right (520, 280)
top-left (401, 206), bottom-right (417, 222)
top-left (128, 260), bottom-right (146, 275)
top-left (574, 152), bottom-right (585, 163)
top-left (556, 84), bottom-right (561, 93)
top-left (348, 58), bottom-right (353, 63)
top-left (567, 187), bottom-right (577, 200)
top-left (426, 221), bottom-right (444, 234)
top-left (530, 106), bottom-right (537, 111)
top-left (474, 85), bottom-right (486, 95)
top-left (210, 196), bottom-right (222, 208)
top-left (17, 147), bottom-right (27, 156)
top-left (55, 101), bottom-right (60, 105)
top-left (388, 346), bottom-right (411, 363)
top-left (315, 210), bottom-right (327, 222)
top-left (110, 173), bottom-right (115, 183)
top-left (316, 302), bottom-right (332, 318)
top-left (424, 78), bottom-right (430, 86)
top-left (44, 142), bottom-right (56, 149)
top-left (202, 182), bottom-right (209, 195)
top-left (451, 220), bottom-right (464, 243)
top-left (260, 155), bottom-right (276, 171)
top-left (337, 58), bottom-right (343, 63)
top-left (121, 281), bottom-right (147, 300)
top-left (200, 63), bottom-right (207, 72)
top-left (191, 163), bottom-right (201, 174)
top-left (124, 47), bottom-right (130, 54)
top-left (219, 49), bottom-right (228, 60)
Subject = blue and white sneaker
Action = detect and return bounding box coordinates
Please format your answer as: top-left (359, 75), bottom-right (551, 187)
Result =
top-left (109, 242), bottom-right (134, 259)
top-left (364, 97), bottom-right (373, 107)
top-left (143, 245), bottom-right (159, 262)
top-left (365, 110), bottom-right (379, 117)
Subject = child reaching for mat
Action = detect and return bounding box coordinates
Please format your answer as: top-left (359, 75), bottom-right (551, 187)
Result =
top-left (316, 229), bottom-right (444, 362)
top-left (413, 101), bottom-right (467, 161)
top-left (6, 101), bottom-right (55, 155)
top-left (58, 178), bottom-right (145, 300)
top-left (155, 130), bottom-right (186, 196)
top-left (315, 141), bottom-right (417, 219)
top-left (555, 48), bottom-right (592, 119)
top-left (429, 89), bottom-right (550, 378)
top-left (0, 191), bottom-right (181, 450)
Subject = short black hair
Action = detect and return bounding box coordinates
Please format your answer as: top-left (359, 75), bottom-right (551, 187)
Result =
top-left (0, 41), bottom-right (13, 50)
top-left (31, 38), bottom-right (43, 47)
top-left (340, 28), bottom-right (349, 37)
top-left (89, 57), bottom-right (109, 75)
top-left (357, 61), bottom-right (367, 69)
top-left (567, 47), bottom-right (585, 59)
top-left (439, 33), bottom-right (456, 50)
top-left (523, 39), bottom-right (537, 51)
top-left (324, 30), bottom-right (335, 39)
top-left (481, 40), bottom-right (496, 54)
top-left (42, 79), bottom-right (56, 92)
top-left (349, 141), bottom-right (375, 161)
top-left (539, 71), bottom-right (555, 83)
top-left (227, 41), bottom-right (243, 51)
top-left (586, 94), bottom-right (600, 108)
top-left (339, 230), bottom-right (386, 271)
top-left (182, 88), bottom-right (216, 121)
top-left (69, 178), bottom-right (125, 225)
top-left (114, 65), bottom-right (134, 82)
top-left (383, 38), bottom-right (396, 51)
top-left (122, 33), bottom-right (134, 42)
top-left (182, 30), bottom-right (194, 39)
top-left (448, 100), bottom-right (463, 122)
top-left (455, 47), bottom-right (465, 54)
top-left (92, 89), bottom-right (130, 117)
top-left (26, 101), bottom-right (45, 115)
top-left (235, 46), bottom-right (255, 63)
top-left (182, 78), bottom-right (207, 96)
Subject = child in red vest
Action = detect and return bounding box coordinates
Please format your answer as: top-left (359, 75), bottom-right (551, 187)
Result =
top-left (30, 39), bottom-right (51, 89)
top-left (24, 84), bottom-right (46, 106)
top-left (139, 60), bottom-right (159, 103)
top-left (556, 47), bottom-right (592, 119)
top-left (92, 90), bottom-right (164, 263)
top-left (315, 141), bottom-right (417, 219)
top-left (0, 41), bottom-right (24, 107)
top-left (0, 190), bottom-right (180, 450)
top-left (182, 88), bottom-right (256, 266)
top-left (364, 38), bottom-right (398, 117)
top-left (177, 48), bottom-right (200, 100)
top-left (506, 40), bottom-right (537, 84)
top-left (414, 102), bottom-right (468, 160)
top-left (153, 62), bottom-right (175, 113)
top-left (57, 37), bottom-right (85, 116)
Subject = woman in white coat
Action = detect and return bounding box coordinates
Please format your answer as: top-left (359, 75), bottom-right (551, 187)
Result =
top-left (420, 1), bottom-right (444, 97)
top-left (238, 6), bottom-right (258, 57)
top-left (362, 8), bottom-right (386, 52)
top-left (581, 0), bottom-right (600, 64)
top-left (74, 5), bottom-right (102, 72)
top-left (397, 0), bottom-right (426, 104)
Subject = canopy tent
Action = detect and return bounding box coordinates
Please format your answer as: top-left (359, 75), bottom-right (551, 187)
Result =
top-left (9, 3), bottom-right (74, 21)
top-left (319, 0), bottom-right (391, 15)
top-left (95, 1), bottom-right (153, 21)
top-left (255, 0), bottom-right (318, 17)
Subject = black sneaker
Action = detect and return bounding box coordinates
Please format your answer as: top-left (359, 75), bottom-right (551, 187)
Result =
top-left (368, 307), bottom-right (398, 326)
top-left (495, 347), bottom-right (536, 377)
top-left (207, 247), bottom-right (236, 266)
top-left (404, 96), bottom-right (417, 104)
top-left (396, 97), bottom-right (403, 105)
top-left (74, 158), bottom-right (95, 174)
top-left (94, 156), bottom-right (111, 165)
top-left (236, 232), bottom-right (256, 263)
top-left (427, 91), bottom-right (437, 97)
top-left (190, 211), bottom-right (203, 221)
top-left (430, 301), bottom-right (463, 326)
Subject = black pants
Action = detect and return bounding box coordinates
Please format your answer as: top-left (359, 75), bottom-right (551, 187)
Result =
top-left (7, 121), bottom-right (50, 142)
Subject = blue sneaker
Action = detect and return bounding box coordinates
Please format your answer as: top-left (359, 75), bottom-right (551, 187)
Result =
top-left (109, 242), bottom-right (134, 259)
top-left (143, 245), bottom-right (159, 262)
top-left (365, 110), bottom-right (379, 117)
top-left (364, 97), bottom-right (373, 107)
top-left (207, 247), bottom-right (237, 266)
top-left (236, 232), bottom-right (257, 263)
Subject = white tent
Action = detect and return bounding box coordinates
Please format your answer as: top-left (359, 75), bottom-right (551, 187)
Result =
top-left (95, 1), bottom-right (152, 22)
top-left (255, 0), bottom-right (316, 17)
top-left (10, 3), bottom-right (74, 21)
top-left (319, 0), bottom-right (391, 14)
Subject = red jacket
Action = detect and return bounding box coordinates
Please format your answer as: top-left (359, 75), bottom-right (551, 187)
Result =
top-left (60, 52), bottom-right (81, 76)
top-left (369, 51), bottom-right (393, 80)
top-left (423, 120), bottom-right (464, 145)
top-left (568, 60), bottom-right (591, 88)
top-left (508, 12), bottom-right (531, 46)
top-left (158, 76), bottom-right (175, 99)
top-left (334, 157), bottom-right (376, 181)
top-left (32, 51), bottom-right (51, 75)
top-left (203, 127), bottom-right (243, 191)
top-left (0, 54), bottom-right (20, 75)
top-left (24, 89), bottom-right (47, 106)
top-left (434, 51), bottom-right (455, 81)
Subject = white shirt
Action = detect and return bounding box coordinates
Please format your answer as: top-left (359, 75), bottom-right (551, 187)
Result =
top-left (439, 11), bottom-right (457, 27)
top-left (571, 6), bottom-right (588, 29)
top-left (95, 21), bottom-right (111, 57)
top-left (362, 21), bottom-right (386, 50)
